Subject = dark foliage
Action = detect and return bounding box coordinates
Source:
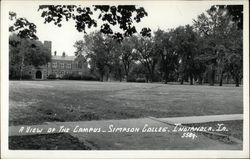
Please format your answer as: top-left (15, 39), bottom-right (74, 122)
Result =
top-left (61, 74), bottom-right (100, 81)
top-left (211, 5), bottom-right (243, 30)
top-left (38, 5), bottom-right (150, 40)
top-left (9, 12), bottom-right (38, 40)
top-left (47, 74), bottom-right (56, 79)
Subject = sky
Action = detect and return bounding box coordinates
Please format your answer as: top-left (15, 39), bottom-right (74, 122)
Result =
top-left (7, 2), bottom-right (213, 56)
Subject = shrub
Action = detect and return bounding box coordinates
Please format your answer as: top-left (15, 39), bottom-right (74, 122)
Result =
top-left (136, 77), bottom-right (146, 83)
top-left (81, 75), bottom-right (99, 81)
top-left (127, 77), bottom-right (136, 82)
top-left (68, 74), bottom-right (81, 80)
top-left (47, 74), bottom-right (56, 79)
top-left (62, 74), bottom-right (70, 80)
top-left (21, 75), bottom-right (32, 80)
top-left (9, 75), bottom-right (32, 80)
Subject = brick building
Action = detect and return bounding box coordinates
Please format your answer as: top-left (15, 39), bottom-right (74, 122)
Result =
top-left (24, 41), bottom-right (88, 80)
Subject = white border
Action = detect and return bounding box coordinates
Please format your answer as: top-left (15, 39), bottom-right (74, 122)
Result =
top-left (1, 1), bottom-right (249, 158)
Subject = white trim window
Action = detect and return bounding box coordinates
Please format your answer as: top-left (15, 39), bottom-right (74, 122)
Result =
top-left (52, 62), bottom-right (57, 68)
top-left (67, 63), bottom-right (71, 69)
top-left (60, 63), bottom-right (64, 68)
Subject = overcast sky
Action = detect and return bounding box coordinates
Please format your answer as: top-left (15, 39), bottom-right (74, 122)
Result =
top-left (8, 2), bottom-right (213, 56)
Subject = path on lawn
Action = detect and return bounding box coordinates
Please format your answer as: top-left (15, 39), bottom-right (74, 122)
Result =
top-left (149, 114), bottom-right (243, 124)
top-left (9, 114), bottom-right (243, 150)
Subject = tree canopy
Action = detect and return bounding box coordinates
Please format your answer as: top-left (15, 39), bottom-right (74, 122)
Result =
top-left (9, 34), bottom-right (51, 79)
top-left (9, 11), bottom-right (38, 40)
top-left (38, 5), bottom-right (151, 41)
top-left (9, 12), bottom-right (51, 79)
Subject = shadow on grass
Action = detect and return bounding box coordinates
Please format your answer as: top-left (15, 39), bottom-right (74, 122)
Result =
top-left (9, 133), bottom-right (92, 150)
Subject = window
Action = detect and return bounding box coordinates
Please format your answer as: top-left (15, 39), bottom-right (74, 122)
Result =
top-left (60, 63), bottom-right (64, 68)
top-left (67, 64), bottom-right (71, 69)
top-left (52, 62), bottom-right (57, 68)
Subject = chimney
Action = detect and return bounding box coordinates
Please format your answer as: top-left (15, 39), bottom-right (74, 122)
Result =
top-left (62, 52), bottom-right (66, 57)
top-left (54, 51), bottom-right (57, 56)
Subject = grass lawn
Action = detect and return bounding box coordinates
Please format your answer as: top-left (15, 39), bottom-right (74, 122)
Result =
top-left (9, 80), bottom-right (243, 126)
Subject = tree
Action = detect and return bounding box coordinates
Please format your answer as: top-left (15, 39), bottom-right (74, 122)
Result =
top-left (9, 12), bottom-right (38, 40)
top-left (213, 5), bottom-right (243, 30)
top-left (193, 6), bottom-right (243, 86)
top-left (9, 34), bottom-right (51, 79)
top-left (154, 29), bottom-right (178, 84)
top-left (9, 12), bottom-right (51, 79)
top-left (130, 62), bottom-right (147, 80)
top-left (224, 23), bottom-right (243, 87)
top-left (38, 5), bottom-right (151, 41)
top-left (120, 36), bottom-right (137, 81)
top-left (76, 32), bottom-right (121, 81)
top-left (133, 36), bottom-right (158, 82)
top-left (171, 25), bottom-right (199, 85)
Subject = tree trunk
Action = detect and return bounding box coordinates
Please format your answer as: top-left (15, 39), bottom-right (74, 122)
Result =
top-left (190, 74), bottom-right (193, 85)
top-left (119, 73), bottom-right (122, 82)
top-left (150, 73), bottom-right (154, 83)
top-left (219, 75), bottom-right (223, 86)
top-left (145, 74), bottom-right (149, 83)
top-left (209, 69), bottom-right (215, 86)
top-left (20, 53), bottom-right (25, 80)
top-left (125, 72), bottom-right (129, 82)
top-left (149, 66), bottom-right (154, 83)
top-left (164, 59), bottom-right (168, 84)
top-left (226, 76), bottom-right (229, 84)
top-left (180, 79), bottom-right (183, 85)
top-left (100, 72), bottom-right (104, 82)
top-left (164, 69), bottom-right (168, 84)
top-left (219, 69), bottom-right (223, 86)
top-left (123, 62), bottom-right (130, 82)
top-left (198, 75), bottom-right (202, 85)
top-left (235, 76), bottom-right (240, 87)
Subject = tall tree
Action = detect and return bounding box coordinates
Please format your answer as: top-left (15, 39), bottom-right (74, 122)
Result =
top-left (133, 36), bottom-right (158, 82)
top-left (193, 6), bottom-right (243, 86)
top-left (153, 29), bottom-right (178, 84)
top-left (9, 34), bottom-right (51, 79)
top-left (171, 25), bottom-right (199, 85)
top-left (120, 36), bottom-right (137, 81)
top-left (77, 32), bottom-right (121, 81)
top-left (9, 12), bottom-right (51, 79)
top-left (224, 23), bottom-right (243, 87)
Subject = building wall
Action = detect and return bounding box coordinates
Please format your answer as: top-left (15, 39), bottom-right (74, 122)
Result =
top-left (23, 58), bottom-right (88, 80)
top-left (46, 59), bottom-right (88, 79)
top-left (22, 40), bottom-right (88, 80)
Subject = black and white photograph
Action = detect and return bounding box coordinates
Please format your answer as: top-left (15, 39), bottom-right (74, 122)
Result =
top-left (1, 0), bottom-right (249, 158)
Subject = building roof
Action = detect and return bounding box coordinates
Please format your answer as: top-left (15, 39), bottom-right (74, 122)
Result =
top-left (52, 56), bottom-right (76, 61)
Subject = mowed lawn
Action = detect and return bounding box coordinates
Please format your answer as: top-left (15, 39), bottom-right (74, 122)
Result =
top-left (9, 80), bottom-right (243, 126)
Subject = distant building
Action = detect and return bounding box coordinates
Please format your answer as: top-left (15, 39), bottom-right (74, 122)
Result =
top-left (23, 41), bottom-right (88, 80)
